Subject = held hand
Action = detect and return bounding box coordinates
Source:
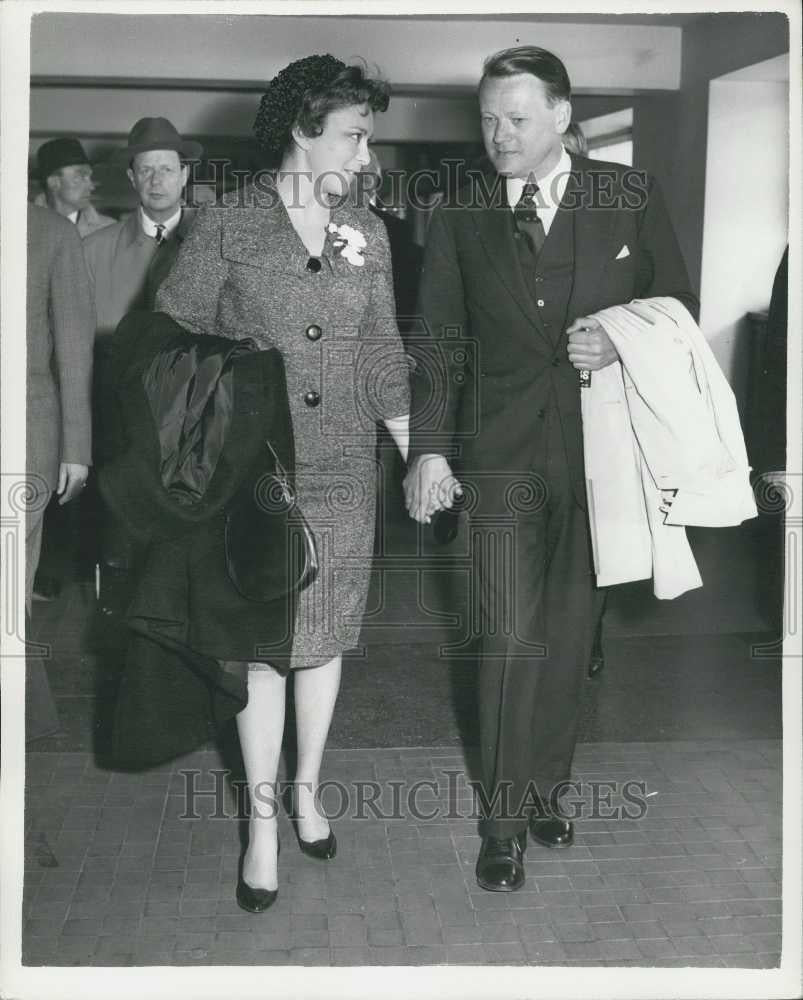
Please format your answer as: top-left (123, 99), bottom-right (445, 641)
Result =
top-left (57, 462), bottom-right (89, 505)
top-left (403, 454), bottom-right (462, 524)
top-left (566, 317), bottom-right (619, 371)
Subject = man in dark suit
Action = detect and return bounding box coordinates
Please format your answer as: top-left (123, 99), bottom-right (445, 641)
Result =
top-left (26, 204), bottom-right (94, 738)
top-left (404, 46), bottom-right (697, 892)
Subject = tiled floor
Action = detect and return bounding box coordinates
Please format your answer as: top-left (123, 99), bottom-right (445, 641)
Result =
top-left (23, 738), bottom-right (782, 968)
top-left (20, 491), bottom-right (786, 969)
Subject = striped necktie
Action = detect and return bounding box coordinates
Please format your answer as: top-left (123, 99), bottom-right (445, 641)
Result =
top-left (514, 182), bottom-right (545, 256)
top-left (154, 224), bottom-right (166, 245)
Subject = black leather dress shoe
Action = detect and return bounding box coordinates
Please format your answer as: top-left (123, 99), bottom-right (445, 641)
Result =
top-left (529, 813), bottom-right (574, 849)
top-left (297, 828), bottom-right (337, 860)
top-left (475, 831), bottom-right (527, 892)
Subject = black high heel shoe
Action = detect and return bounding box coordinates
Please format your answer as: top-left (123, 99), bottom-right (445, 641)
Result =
top-left (291, 786), bottom-right (337, 860)
top-left (236, 837), bottom-right (280, 913)
top-left (297, 827), bottom-right (337, 860)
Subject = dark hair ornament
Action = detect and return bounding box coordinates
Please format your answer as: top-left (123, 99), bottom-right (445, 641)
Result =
top-left (254, 54), bottom-right (347, 159)
top-left (253, 53), bottom-right (389, 163)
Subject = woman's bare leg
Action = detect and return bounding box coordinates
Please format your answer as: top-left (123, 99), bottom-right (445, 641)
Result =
top-left (235, 665), bottom-right (286, 889)
top-left (293, 654), bottom-right (342, 842)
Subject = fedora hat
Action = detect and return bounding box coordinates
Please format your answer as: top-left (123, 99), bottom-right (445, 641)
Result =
top-left (116, 117), bottom-right (203, 163)
top-left (37, 137), bottom-right (90, 180)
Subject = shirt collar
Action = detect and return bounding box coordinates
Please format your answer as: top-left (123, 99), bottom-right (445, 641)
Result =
top-left (139, 205), bottom-right (182, 239)
top-left (67, 210), bottom-right (79, 224)
top-left (506, 146), bottom-right (572, 209)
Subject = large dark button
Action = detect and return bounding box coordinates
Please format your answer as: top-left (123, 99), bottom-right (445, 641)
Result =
top-left (305, 324), bottom-right (322, 341)
top-left (304, 390), bottom-right (321, 408)
top-left (306, 257), bottom-right (322, 273)
top-left (537, 408), bottom-right (546, 419)
top-left (551, 357), bottom-right (561, 366)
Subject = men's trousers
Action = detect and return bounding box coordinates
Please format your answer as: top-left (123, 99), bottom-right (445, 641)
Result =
top-left (473, 412), bottom-right (597, 839)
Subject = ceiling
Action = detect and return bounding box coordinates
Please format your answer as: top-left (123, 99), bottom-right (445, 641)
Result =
top-left (408, 13), bottom-right (710, 27)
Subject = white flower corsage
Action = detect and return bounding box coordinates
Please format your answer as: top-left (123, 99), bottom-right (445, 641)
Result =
top-left (327, 222), bottom-right (367, 267)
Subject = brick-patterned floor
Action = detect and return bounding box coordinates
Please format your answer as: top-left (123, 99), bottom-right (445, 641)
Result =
top-left (23, 739), bottom-right (781, 968)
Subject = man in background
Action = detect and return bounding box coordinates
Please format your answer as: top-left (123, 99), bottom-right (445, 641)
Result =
top-left (82, 116), bottom-right (201, 336)
top-left (35, 137), bottom-right (114, 238)
top-left (83, 116), bottom-right (202, 611)
top-left (31, 138), bottom-right (114, 601)
top-left (25, 204), bottom-right (94, 740)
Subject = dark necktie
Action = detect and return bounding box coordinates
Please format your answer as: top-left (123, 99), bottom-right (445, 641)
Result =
top-left (514, 182), bottom-right (545, 256)
top-left (154, 224), bottom-right (166, 245)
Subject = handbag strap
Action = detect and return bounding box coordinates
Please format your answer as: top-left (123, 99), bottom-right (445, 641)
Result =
top-left (263, 438), bottom-right (288, 481)
top-left (263, 438), bottom-right (295, 506)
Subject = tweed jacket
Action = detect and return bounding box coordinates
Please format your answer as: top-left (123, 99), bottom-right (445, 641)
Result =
top-left (156, 189), bottom-right (409, 426)
top-left (83, 207), bottom-right (196, 337)
top-left (408, 155), bottom-right (698, 510)
top-left (30, 194), bottom-right (115, 238)
top-left (156, 180), bottom-right (410, 668)
top-left (26, 204), bottom-right (95, 484)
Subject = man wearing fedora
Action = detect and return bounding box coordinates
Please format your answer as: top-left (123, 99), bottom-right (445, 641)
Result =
top-left (82, 117), bottom-right (203, 337)
top-left (83, 116), bottom-right (202, 612)
top-left (35, 137), bottom-right (115, 238)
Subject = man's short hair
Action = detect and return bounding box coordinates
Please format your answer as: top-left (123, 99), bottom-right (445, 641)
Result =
top-left (481, 46), bottom-right (572, 104)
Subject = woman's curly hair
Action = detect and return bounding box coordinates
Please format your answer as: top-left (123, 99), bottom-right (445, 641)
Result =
top-left (253, 54), bottom-right (390, 165)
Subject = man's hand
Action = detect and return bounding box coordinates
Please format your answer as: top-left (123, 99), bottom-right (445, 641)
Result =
top-left (566, 317), bottom-right (619, 371)
top-left (403, 454), bottom-right (462, 524)
top-left (57, 462), bottom-right (89, 505)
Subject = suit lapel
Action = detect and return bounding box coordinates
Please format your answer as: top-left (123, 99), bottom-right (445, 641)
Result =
top-left (566, 157), bottom-right (619, 320)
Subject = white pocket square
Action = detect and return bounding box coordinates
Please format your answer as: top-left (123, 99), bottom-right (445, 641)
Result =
top-left (615, 244), bottom-right (630, 260)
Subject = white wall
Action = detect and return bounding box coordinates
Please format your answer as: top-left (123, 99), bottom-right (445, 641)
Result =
top-left (699, 75), bottom-right (789, 409)
top-left (27, 12), bottom-right (684, 148)
top-left (30, 13), bottom-right (682, 91)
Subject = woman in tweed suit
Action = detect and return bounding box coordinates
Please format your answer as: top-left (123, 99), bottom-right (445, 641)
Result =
top-left (156, 56), bottom-right (410, 911)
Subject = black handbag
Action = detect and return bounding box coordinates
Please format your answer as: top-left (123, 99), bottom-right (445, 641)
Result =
top-left (224, 440), bottom-right (318, 602)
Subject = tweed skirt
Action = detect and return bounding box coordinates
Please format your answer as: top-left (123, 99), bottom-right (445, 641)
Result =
top-left (247, 450), bottom-right (379, 671)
